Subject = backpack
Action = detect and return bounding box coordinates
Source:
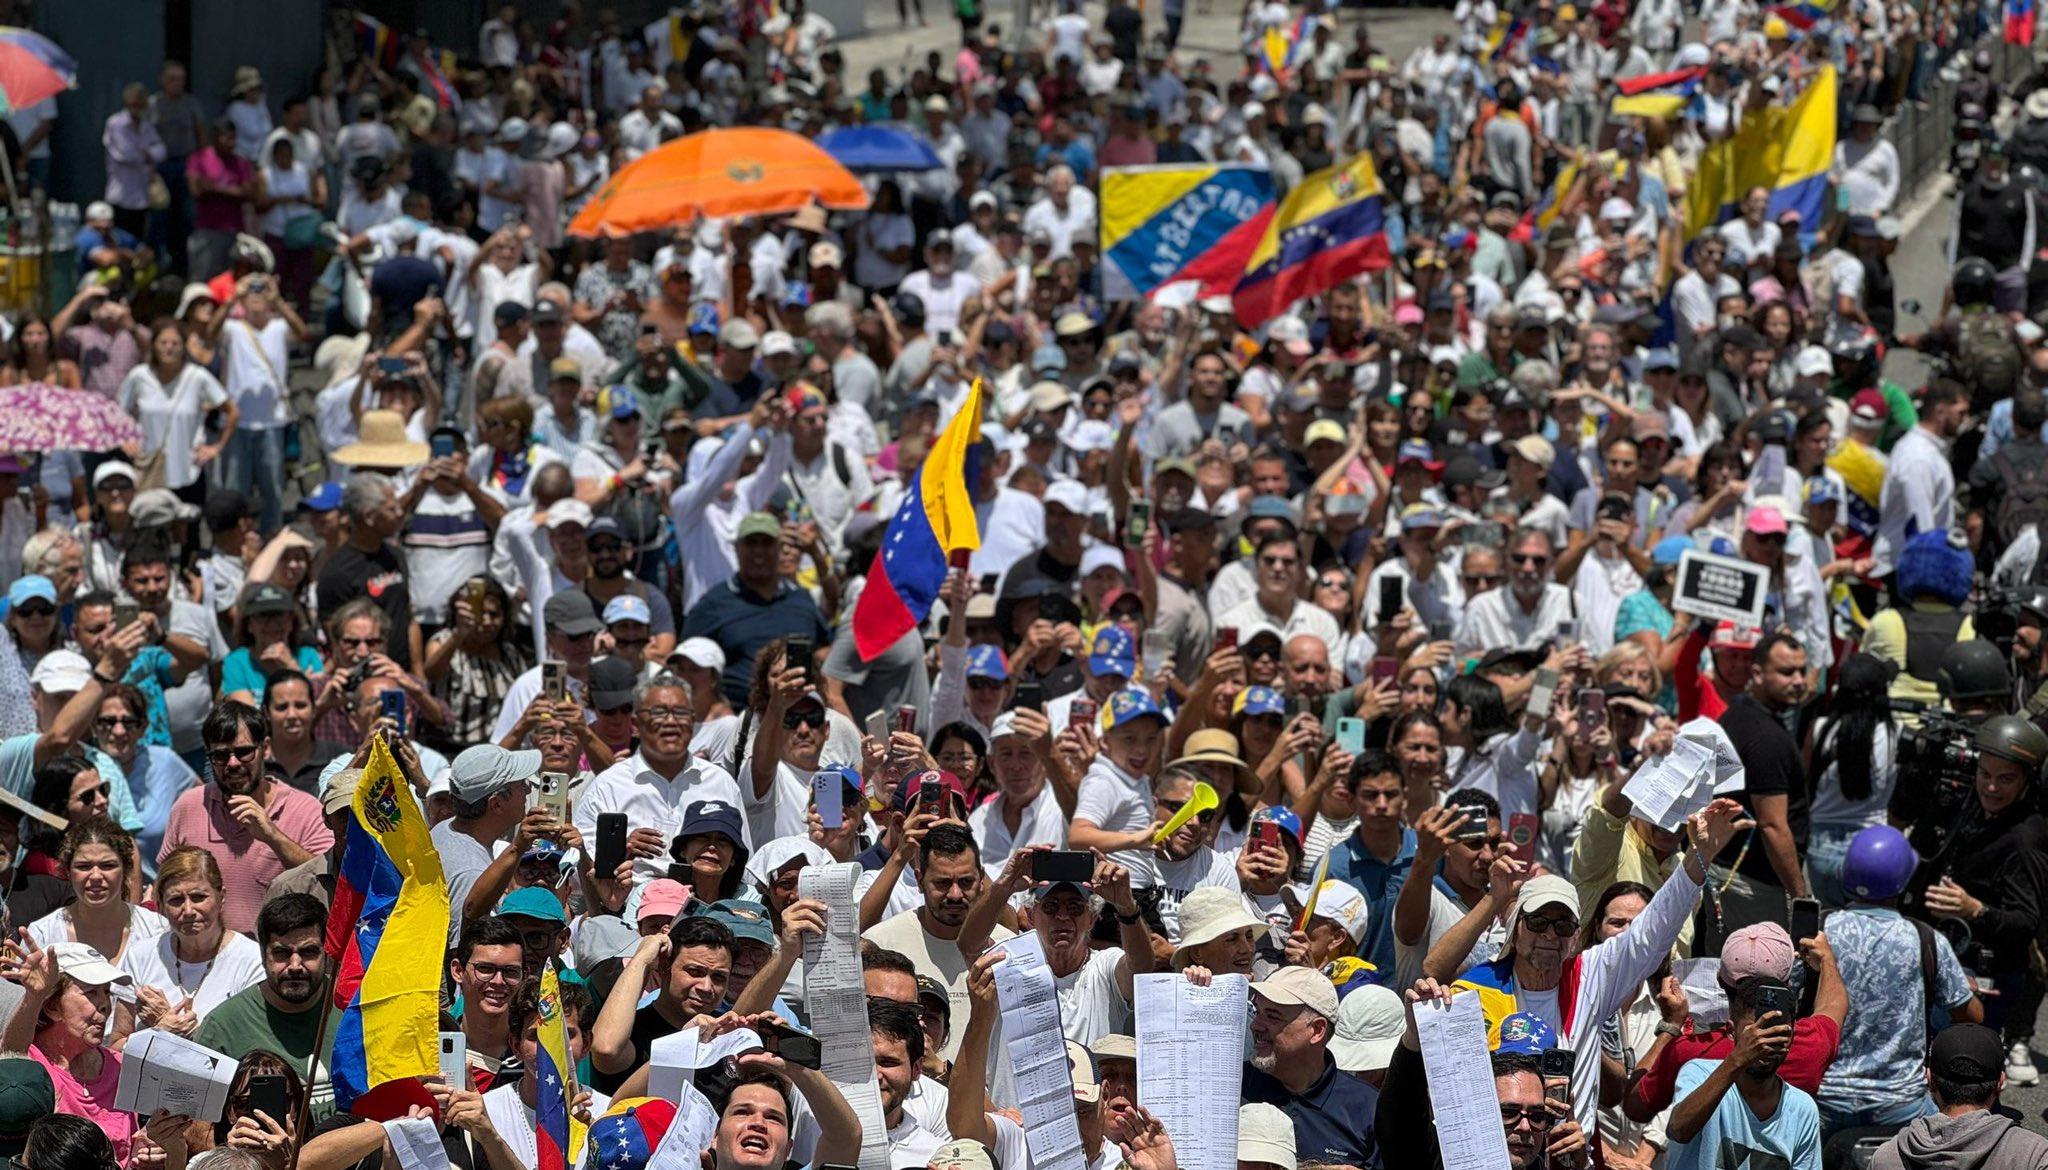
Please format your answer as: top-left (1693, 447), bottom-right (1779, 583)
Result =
top-left (1993, 450), bottom-right (2048, 547)
top-left (1958, 309), bottom-right (2023, 410)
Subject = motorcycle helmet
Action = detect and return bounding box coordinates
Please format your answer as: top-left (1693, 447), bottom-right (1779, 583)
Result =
top-left (1953, 256), bottom-right (1999, 307)
top-left (1937, 639), bottom-right (2012, 701)
top-left (1842, 825), bottom-right (1919, 901)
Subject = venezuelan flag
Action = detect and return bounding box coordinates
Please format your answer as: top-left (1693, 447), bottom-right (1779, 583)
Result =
top-left (1610, 66), bottom-right (1705, 119)
top-left (851, 379), bottom-right (984, 660)
top-left (1150, 202), bottom-right (1276, 307)
top-left (1101, 164), bottom-right (1273, 301)
top-left (1232, 155), bottom-right (1390, 329)
top-left (1261, 13), bottom-right (1316, 77)
top-left (1684, 65), bottom-right (1835, 242)
top-left (327, 736), bottom-right (449, 1119)
top-left (354, 14), bottom-right (400, 69)
top-left (2010, 0), bottom-right (2035, 44)
top-left (1486, 13), bottom-right (1528, 60)
top-left (1768, 0), bottom-right (1833, 28)
top-left (535, 964), bottom-right (587, 1170)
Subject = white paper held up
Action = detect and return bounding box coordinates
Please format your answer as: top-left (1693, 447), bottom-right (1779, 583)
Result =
top-left (113, 1029), bottom-right (240, 1123)
top-left (1134, 973), bottom-right (1248, 1170)
top-left (1413, 991), bottom-right (1514, 1170)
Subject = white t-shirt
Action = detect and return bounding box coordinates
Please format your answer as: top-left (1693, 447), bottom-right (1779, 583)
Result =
top-left (887, 1104), bottom-right (1030, 1170)
top-left (118, 363), bottom-right (230, 491)
top-left (969, 785), bottom-right (1068, 876)
top-left (222, 318), bottom-right (292, 429)
top-left (1053, 947), bottom-right (1131, 1045)
top-left (1072, 757), bottom-right (1153, 874)
top-left (28, 903), bottom-right (170, 967)
top-left (1139, 847), bottom-right (1241, 941)
top-left (118, 931), bottom-right (265, 1021)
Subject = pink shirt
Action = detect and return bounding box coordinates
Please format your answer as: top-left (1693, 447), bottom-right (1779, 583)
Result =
top-left (160, 782), bottom-right (335, 935)
top-left (186, 146), bottom-right (253, 234)
top-left (30, 1045), bottom-right (131, 1164)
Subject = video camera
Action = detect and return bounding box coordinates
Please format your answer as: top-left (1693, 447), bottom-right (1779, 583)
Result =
top-left (1892, 702), bottom-right (1985, 912)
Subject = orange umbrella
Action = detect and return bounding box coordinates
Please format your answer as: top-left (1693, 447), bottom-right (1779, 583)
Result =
top-left (568, 127), bottom-right (871, 237)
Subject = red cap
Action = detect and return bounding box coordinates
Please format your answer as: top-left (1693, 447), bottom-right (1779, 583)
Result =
top-left (1710, 620), bottom-right (1762, 650)
top-left (1849, 389), bottom-right (1886, 423)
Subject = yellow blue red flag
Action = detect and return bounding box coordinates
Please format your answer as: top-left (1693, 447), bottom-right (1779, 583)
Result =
top-left (1232, 154), bottom-right (1391, 328)
top-left (851, 379), bottom-right (984, 659)
top-left (1685, 65), bottom-right (1836, 241)
top-left (326, 736), bottom-right (449, 1119)
top-left (1100, 164), bottom-right (1274, 301)
top-left (535, 964), bottom-right (587, 1170)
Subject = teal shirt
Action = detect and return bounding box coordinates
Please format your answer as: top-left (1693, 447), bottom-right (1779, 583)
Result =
top-left (221, 645), bottom-right (323, 702)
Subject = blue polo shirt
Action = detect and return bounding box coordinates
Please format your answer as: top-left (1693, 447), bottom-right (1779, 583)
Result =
top-left (1325, 826), bottom-right (1417, 978)
top-left (679, 577), bottom-right (831, 706)
top-left (1243, 1055), bottom-right (1382, 1169)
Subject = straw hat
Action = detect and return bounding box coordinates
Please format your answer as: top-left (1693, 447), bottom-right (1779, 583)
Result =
top-left (334, 411), bottom-right (430, 469)
top-left (1168, 728), bottom-right (1257, 792)
top-left (230, 67), bottom-right (264, 98)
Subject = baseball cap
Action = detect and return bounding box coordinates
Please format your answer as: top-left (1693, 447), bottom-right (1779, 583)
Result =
top-left (1495, 1011), bottom-right (1560, 1056)
top-left (588, 656), bottom-right (639, 710)
top-left (1399, 504), bottom-right (1444, 532)
top-left (544, 500), bottom-right (593, 531)
top-left (1174, 886), bottom-right (1264, 950)
top-left (1238, 1104), bottom-right (1296, 1170)
top-left (1090, 1034), bottom-right (1137, 1061)
top-left (1245, 495), bottom-right (1298, 525)
top-left (1744, 506), bottom-right (1789, 536)
top-left (1849, 388), bottom-right (1887, 423)
top-left (597, 385), bottom-right (642, 421)
top-left (320, 767), bottom-right (362, 816)
top-left (1652, 534), bottom-right (1694, 566)
top-left (696, 899), bottom-right (775, 947)
top-left (1297, 879), bottom-right (1369, 942)
top-left (519, 840), bottom-right (567, 867)
top-left (6, 576), bottom-right (54, 610)
top-left (603, 594), bottom-right (653, 626)
top-left (1720, 922), bottom-right (1797, 984)
top-left (49, 941), bottom-right (131, 988)
top-left (1802, 476), bottom-right (1843, 507)
top-left (1330, 986), bottom-right (1404, 1073)
top-left (572, 915), bottom-right (642, 969)
top-left (448, 744), bottom-right (541, 803)
top-left (761, 330), bottom-right (798, 358)
top-left (1251, 805), bottom-right (1304, 848)
top-left (29, 650), bottom-right (92, 696)
top-left (672, 637), bottom-right (727, 674)
top-left (586, 1099), bottom-right (676, 1170)
top-left (965, 643), bottom-right (1008, 681)
top-left (895, 769), bottom-right (970, 814)
top-left (737, 511), bottom-right (784, 540)
top-left (243, 583), bottom-right (295, 617)
top-left (1507, 434), bottom-right (1556, 470)
top-left (1793, 346), bottom-right (1834, 378)
top-left (637, 878), bottom-right (692, 923)
top-left (543, 591), bottom-right (604, 637)
top-left (0, 1059), bottom-right (54, 1156)
top-left (1266, 315), bottom-right (1313, 357)
top-left (1250, 964), bottom-right (1339, 1021)
top-left (1629, 412), bottom-right (1670, 441)
top-left (498, 887), bottom-right (568, 925)
top-left (1643, 347), bottom-right (1680, 372)
top-left (529, 300), bottom-right (563, 326)
top-left (1104, 687), bottom-right (1165, 728)
top-left (808, 241), bottom-right (843, 269)
top-left (1065, 1039), bottom-right (1101, 1103)
top-left (1515, 874), bottom-right (1579, 919)
top-left (550, 356), bottom-right (584, 384)
top-left (1043, 479), bottom-right (1089, 515)
top-left (1930, 1023), bottom-right (2007, 1082)
top-left (1235, 685), bottom-right (1285, 718)
top-left (720, 318), bottom-right (761, 350)
top-left (1305, 420), bottom-right (1347, 447)
top-left (91, 461), bottom-right (138, 490)
top-left (677, 799), bottom-right (747, 849)
top-left (928, 1141), bottom-right (996, 1170)
top-left (1089, 626), bottom-right (1138, 678)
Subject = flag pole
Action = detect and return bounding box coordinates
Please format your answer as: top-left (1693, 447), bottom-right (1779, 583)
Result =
top-left (293, 962), bottom-right (339, 1167)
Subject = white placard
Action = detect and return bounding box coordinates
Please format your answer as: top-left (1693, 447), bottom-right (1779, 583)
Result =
top-left (112, 1029), bottom-right (239, 1123)
top-left (1672, 549), bottom-right (1769, 628)
top-left (1134, 974), bottom-right (1248, 1170)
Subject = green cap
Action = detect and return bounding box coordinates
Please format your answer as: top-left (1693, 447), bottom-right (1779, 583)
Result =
top-left (0, 1058), bottom-right (54, 1156)
top-left (497, 887), bottom-right (568, 925)
top-left (737, 511), bottom-right (783, 541)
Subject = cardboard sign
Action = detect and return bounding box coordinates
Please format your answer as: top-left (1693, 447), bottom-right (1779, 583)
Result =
top-left (1672, 550), bottom-right (1768, 628)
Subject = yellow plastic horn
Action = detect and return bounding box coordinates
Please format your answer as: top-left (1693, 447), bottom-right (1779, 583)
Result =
top-left (1152, 781), bottom-right (1220, 846)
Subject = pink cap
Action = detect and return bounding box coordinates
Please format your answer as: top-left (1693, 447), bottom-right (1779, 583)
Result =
top-left (1743, 506), bottom-right (1788, 536)
top-left (1718, 922), bottom-right (1796, 984)
top-left (1394, 302), bottom-right (1425, 326)
top-left (637, 878), bottom-right (693, 923)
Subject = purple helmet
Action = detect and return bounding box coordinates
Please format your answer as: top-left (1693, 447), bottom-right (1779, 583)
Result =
top-left (1842, 825), bottom-right (1919, 902)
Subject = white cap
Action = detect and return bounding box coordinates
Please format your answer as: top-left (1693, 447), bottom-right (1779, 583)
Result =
top-left (1199, 295), bottom-right (1234, 315)
top-left (1599, 196), bottom-right (1634, 221)
top-left (1293, 878), bottom-right (1370, 942)
top-left (1793, 345), bottom-right (1834, 377)
top-left (761, 330), bottom-right (798, 357)
top-left (30, 650), bottom-right (93, 696)
top-left (969, 191), bottom-right (998, 211)
top-left (1238, 1104), bottom-right (1297, 1170)
top-left (808, 241), bottom-right (843, 269)
top-left (988, 710), bottom-right (1026, 742)
top-left (1241, 100), bottom-right (1267, 120)
top-left (92, 461), bottom-right (139, 489)
top-left (1079, 544), bottom-right (1127, 579)
top-left (1266, 314), bottom-right (1312, 355)
top-left (1329, 985), bottom-right (1405, 1073)
top-left (1064, 419), bottom-right (1114, 454)
top-left (671, 636), bottom-right (728, 674)
top-left (543, 499), bottom-right (595, 530)
top-left (50, 941), bottom-right (132, 988)
top-left (84, 201), bottom-right (115, 224)
top-left (1043, 479), bottom-right (1089, 515)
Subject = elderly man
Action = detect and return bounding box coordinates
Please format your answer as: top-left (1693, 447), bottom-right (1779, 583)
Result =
top-left (1243, 965), bottom-right (1381, 1166)
top-left (959, 844), bottom-right (1151, 1044)
top-left (1453, 528), bottom-right (1573, 657)
top-left (158, 702), bottom-right (333, 934)
top-left (574, 673), bottom-right (746, 883)
top-left (317, 473), bottom-right (423, 669)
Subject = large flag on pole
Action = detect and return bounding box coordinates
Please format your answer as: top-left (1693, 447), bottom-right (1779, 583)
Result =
top-left (1684, 65), bottom-right (1836, 241)
top-left (326, 736), bottom-right (449, 1119)
top-left (1231, 154), bottom-right (1391, 328)
top-left (1100, 164), bottom-right (1274, 302)
top-left (851, 379), bottom-right (984, 660)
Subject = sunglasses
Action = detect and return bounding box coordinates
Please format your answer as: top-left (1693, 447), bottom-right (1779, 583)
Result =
top-left (1156, 797), bottom-right (1218, 824)
top-left (783, 707), bottom-right (827, 730)
top-left (12, 602), bottom-right (54, 618)
top-left (207, 743), bottom-right (261, 764)
top-left (967, 677), bottom-right (1006, 691)
top-left (1520, 911), bottom-right (1578, 936)
top-left (1464, 574), bottom-right (1503, 589)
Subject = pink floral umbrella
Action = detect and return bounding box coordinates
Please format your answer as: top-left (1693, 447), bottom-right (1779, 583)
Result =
top-left (0, 383), bottom-right (142, 452)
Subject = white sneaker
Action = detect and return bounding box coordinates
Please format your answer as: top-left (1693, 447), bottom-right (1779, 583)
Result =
top-left (2007, 1041), bottom-right (2040, 1087)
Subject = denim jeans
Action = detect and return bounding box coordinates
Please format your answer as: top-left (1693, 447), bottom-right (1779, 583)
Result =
top-left (1807, 821), bottom-right (1870, 911)
top-left (1817, 1094), bottom-right (1934, 1142)
top-left (218, 426), bottom-right (285, 533)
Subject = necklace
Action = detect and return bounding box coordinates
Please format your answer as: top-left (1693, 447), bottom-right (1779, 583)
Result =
top-left (171, 935), bottom-right (220, 985)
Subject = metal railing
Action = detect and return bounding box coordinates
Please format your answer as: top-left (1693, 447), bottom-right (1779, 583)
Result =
top-left (1891, 38), bottom-right (2030, 190)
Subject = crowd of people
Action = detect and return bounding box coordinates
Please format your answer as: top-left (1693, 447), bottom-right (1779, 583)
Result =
top-left (0, 0), bottom-right (2041, 1168)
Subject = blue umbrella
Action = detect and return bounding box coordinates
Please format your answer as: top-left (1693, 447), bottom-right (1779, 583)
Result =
top-left (817, 125), bottom-right (944, 173)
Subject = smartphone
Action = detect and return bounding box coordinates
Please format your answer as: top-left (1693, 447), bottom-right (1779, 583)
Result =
top-left (595, 812), bottom-right (627, 877)
top-left (1754, 981), bottom-right (1799, 1024)
top-left (1070, 697), bottom-right (1099, 730)
top-left (114, 602), bottom-right (140, 630)
top-left (1467, 521), bottom-right (1506, 547)
top-left (1539, 1048), bottom-right (1576, 1102)
top-left (812, 770), bottom-right (845, 829)
top-left (377, 356), bottom-right (409, 376)
top-left (1335, 717), bottom-right (1367, 755)
top-left (438, 1031), bottom-right (468, 1088)
top-left (786, 637), bottom-right (814, 686)
top-left (1142, 629), bottom-right (1171, 676)
top-left (915, 775), bottom-right (946, 811)
top-left (864, 708), bottom-right (890, 742)
top-left (1014, 680), bottom-right (1044, 712)
top-left (1215, 627), bottom-right (1238, 651)
top-left (1127, 499), bottom-right (1152, 543)
top-left (643, 437), bottom-right (663, 464)
top-left (948, 547), bottom-right (973, 571)
top-left (542, 660), bottom-right (567, 703)
top-left (535, 771), bottom-right (571, 822)
top-left (379, 688), bottom-right (407, 729)
top-left (1577, 687), bottom-right (1607, 732)
top-left (1508, 812), bottom-right (1539, 864)
top-left (431, 433), bottom-right (457, 460)
top-left (757, 1019), bottom-right (823, 1070)
top-left (465, 578), bottom-right (488, 615)
top-left (1528, 668), bottom-right (1560, 719)
top-left (1369, 656), bottom-right (1399, 685)
top-left (1252, 821), bottom-right (1283, 853)
top-left (1556, 617), bottom-right (1578, 644)
top-left (895, 705), bottom-right (919, 735)
top-left (1033, 850), bottom-right (1095, 884)
top-left (1790, 896), bottom-right (1822, 943)
top-left (245, 1074), bottom-right (290, 1127)
top-left (1452, 802), bottom-right (1491, 843)
top-left (1377, 576), bottom-right (1402, 624)
top-left (1428, 618), bottom-right (1453, 643)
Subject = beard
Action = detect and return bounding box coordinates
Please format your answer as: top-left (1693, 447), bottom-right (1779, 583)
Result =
top-left (1250, 1049), bottom-right (1277, 1074)
top-left (272, 972), bottom-right (318, 1004)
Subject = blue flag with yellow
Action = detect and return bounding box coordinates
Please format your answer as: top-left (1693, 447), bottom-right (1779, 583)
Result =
top-left (1100, 165), bottom-right (1274, 302)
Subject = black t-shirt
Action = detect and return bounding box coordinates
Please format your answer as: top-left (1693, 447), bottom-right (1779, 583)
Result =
top-left (317, 543), bottom-right (415, 667)
top-left (1717, 694), bottom-right (1810, 885)
top-left (6, 872), bottom-right (69, 930)
top-left (590, 1001), bottom-right (679, 1094)
top-left (1104, 4), bottom-right (1143, 59)
top-left (369, 255), bottom-right (443, 338)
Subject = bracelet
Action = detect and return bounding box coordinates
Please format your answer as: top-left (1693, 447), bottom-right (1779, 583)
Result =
top-left (92, 670), bottom-right (121, 685)
top-left (1113, 907), bottom-right (1141, 925)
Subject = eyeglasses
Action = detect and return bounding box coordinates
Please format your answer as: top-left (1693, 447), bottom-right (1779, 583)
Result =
top-left (207, 744), bottom-right (261, 764)
top-left (339, 635), bottom-right (381, 648)
top-left (967, 677), bottom-right (1006, 691)
top-left (94, 715), bottom-right (143, 730)
top-left (588, 539), bottom-right (624, 554)
top-left (1521, 911), bottom-right (1578, 936)
top-left (612, 635), bottom-right (649, 649)
top-left (783, 708), bottom-right (828, 730)
top-left (597, 703), bottom-right (635, 718)
top-left (466, 961), bottom-right (523, 983)
top-left (1258, 555), bottom-right (1300, 568)
top-left (1464, 574), bottom-right (1503, 589)
top-left (1499, 1104), bottom-right (1557, 1130)
top-left (640, 707), bottom-right (692, 725)
top-left (73, 783), bottom-right (110, 802)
